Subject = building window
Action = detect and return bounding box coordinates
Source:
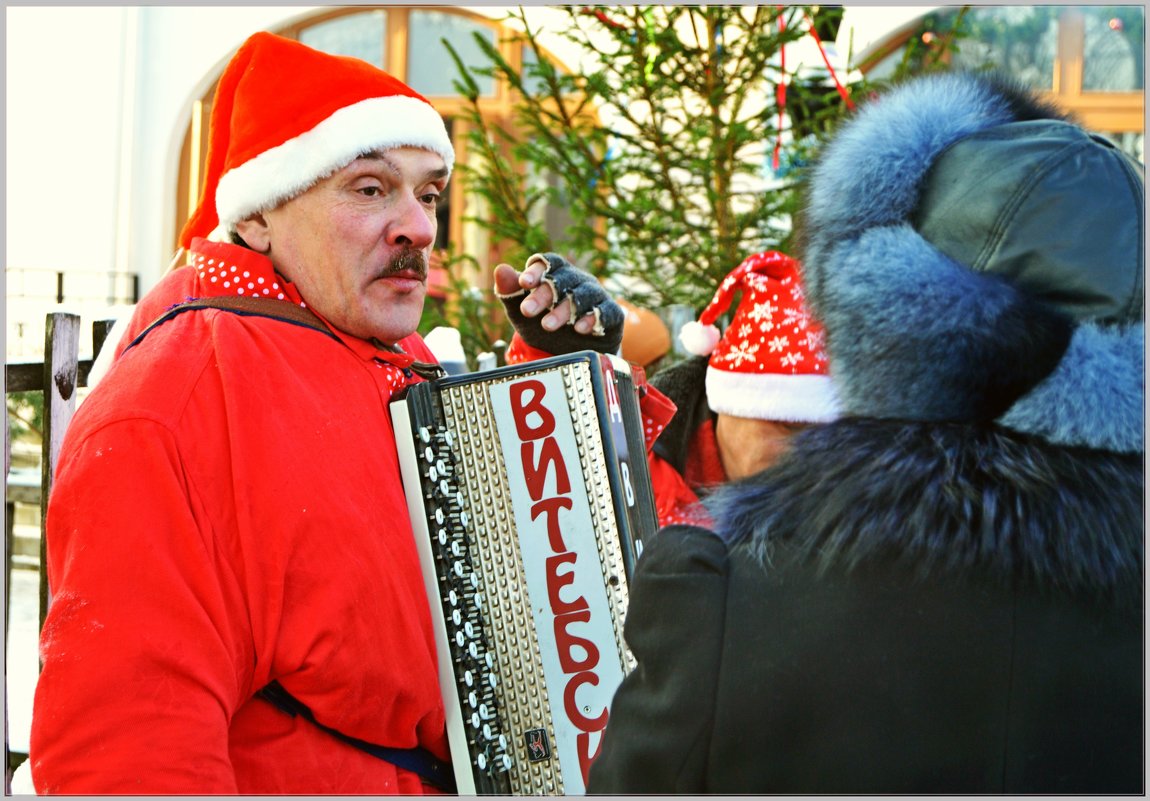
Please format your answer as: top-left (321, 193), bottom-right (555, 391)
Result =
top-left (406, 10), bottom-right (496, 97)
top-left (948, 6), bottom-right (1060, 90)
top-left (1081, 6), bottom-right (1143, 92)
top-left (299, 10), bottom-right (387, 68)
top-left (858, 5), bottom-right (1144, 157)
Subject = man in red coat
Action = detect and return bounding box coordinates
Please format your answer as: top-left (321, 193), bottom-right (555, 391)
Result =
top-left (29, 32), bottom-right (618, 795)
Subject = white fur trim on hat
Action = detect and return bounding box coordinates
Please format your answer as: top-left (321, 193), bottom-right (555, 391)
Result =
top-left (215, 95), bottom-right (454, 231)
top-left (706, 369), bottom-right (840, 422)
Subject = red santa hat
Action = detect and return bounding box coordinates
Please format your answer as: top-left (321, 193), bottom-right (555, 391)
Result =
top-left (679, 250), bottom-right (840, 422)
top-left (179, 31), bottom-right (455, 248)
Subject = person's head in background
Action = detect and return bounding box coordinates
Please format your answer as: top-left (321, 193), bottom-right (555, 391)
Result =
top-left (179, 32), bottom-right (455, 345)
top-left (679, 250), bottom-right (839, 479)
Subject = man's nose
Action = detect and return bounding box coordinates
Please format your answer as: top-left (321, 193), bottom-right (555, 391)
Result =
top-left (389, 195), bottom-right (436, 249)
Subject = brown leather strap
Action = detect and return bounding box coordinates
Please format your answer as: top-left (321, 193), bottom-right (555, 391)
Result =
top-left (124, 296), bottom-right (448, 381)
top-left (124, 295), bottom-right (338, 353)
top-left (185, 295), bottom-right (330, 331)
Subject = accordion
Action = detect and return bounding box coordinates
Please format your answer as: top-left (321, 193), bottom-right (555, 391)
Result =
top-left (390, 351), bottom-right (657, 794)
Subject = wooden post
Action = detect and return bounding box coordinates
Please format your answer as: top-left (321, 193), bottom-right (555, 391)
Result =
top-left (39, 312), bottom-right (80, 631)
top-left (4, 408), bottom-right (11, 641)
top-left (92, 319), bottom-right (116, 361)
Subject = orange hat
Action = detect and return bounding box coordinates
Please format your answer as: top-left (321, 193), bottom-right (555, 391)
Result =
top-left (180, 32), bottom-right (454, 248)
top-left (619, 299), bottom-right (671, 368)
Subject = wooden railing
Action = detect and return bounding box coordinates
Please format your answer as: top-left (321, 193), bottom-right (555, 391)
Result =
top-left (4, 312), bottom-right (116, 791)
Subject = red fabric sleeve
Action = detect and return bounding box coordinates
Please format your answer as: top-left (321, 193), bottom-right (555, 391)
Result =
top-left (113, 268), bottom-right (198, 359)
top-left (648, 454), bottom-right (714, 528)
top-left (503, 331), bottom-right (550, 365)
top-left (636, 380), bottom-right (676, 453)
top-left (33, 418), bottom-right (252, 793)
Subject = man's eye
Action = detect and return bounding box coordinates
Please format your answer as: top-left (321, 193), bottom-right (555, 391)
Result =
top-left (421, 193), bottom-right (440, 206)
top-left (358, 186), bottom-right (382, 197)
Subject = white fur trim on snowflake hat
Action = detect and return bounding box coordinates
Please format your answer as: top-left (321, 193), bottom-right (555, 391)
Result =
top-left (684, 250), bottom-right (840, 423)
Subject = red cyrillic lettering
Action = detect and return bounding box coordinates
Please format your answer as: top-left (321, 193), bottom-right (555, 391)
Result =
top-left (577, 729), bottom-right (605, 787)
top-left (554, 607), bottom-right (599, 672)
top-left (545, 552), bottom-right (588, 615)
top-left (532, 496), bottom-right (573, 552)
top-left (520, 437), bottom-right (570, 501)
top-left (564, 670), bottom-right (608, 733)
top-left (509, 379), bottom-right (555, 440)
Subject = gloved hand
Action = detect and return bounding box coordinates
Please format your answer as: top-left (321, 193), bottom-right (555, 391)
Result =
top-left (494, 253), bottom-right (624, 355)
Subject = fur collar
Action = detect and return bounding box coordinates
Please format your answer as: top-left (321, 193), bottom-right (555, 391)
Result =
top-left (800, 73), bottom-right (1143, 454)
top-left (708, 418), bottom-right (1143, 603)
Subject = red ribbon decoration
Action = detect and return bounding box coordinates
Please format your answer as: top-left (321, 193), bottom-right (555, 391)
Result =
top-left (774, 7), bottom-right (857, 172)
top-left (580, 6), bottom-right (627, 31)
top-left (773, 9), bottom-right (787, 171)
top-left (803, 11), bottom-right (856, 111)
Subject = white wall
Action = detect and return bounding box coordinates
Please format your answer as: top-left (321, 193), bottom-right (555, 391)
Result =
top-left (5, 7), bottom-right (330, 359)
top-left (122, 7), bottom-right (327, 292)
top-left (6, 7), bottom-right (129, 275)
top-left (6, 7), bottom-right (319, 290)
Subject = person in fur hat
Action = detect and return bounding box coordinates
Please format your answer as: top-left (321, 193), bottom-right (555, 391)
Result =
top-left (587, 71), bottom-right (1143, 794)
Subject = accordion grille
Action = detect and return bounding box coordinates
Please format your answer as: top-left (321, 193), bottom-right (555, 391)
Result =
top-left (437, 360), bottom-right (633, 794)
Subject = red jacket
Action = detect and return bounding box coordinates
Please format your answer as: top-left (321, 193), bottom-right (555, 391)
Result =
top-left (32, 240), bottom-right (449, 794)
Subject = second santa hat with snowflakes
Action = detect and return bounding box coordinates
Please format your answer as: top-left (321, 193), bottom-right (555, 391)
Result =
top-left (679, 250), bottom-right (840, 423)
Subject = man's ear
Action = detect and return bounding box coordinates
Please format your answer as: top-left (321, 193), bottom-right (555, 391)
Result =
top-left (234, 213), bottom-right (271, 253)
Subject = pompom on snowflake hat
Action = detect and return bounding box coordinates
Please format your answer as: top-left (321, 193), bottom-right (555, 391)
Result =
top-left (679, 250), bottom-right (840, 422)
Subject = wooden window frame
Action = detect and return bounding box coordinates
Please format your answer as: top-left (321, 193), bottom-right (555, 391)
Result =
top-left (857, 7), bottom-right (1144, 134)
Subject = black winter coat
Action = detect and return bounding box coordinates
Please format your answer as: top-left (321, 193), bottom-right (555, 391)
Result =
top-left (588, 72), bottom-right (1145, 795)
top-left (587, 420), bottom-right (1143, 794)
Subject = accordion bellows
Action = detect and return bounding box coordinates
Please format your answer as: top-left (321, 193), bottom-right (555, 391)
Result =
top-left (391, 351), bottom-right (656, 794)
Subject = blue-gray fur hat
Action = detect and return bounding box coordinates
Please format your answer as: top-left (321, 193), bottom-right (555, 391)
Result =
top-left (801, 72), bottom-right (1144, 453)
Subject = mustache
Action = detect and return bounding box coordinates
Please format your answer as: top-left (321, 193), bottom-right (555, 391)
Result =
top-left (381, 248), bottom-right (428, 280)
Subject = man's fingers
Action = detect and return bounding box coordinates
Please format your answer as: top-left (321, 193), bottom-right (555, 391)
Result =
top-left (541, 298), bottom-right (591, 332)
top-left (493, 263), bottom-right (523, 296)
top-left (520, 258), bottom-right (547, 289)
top-left (522, 284), bottom-right (556, 318)
top-left (496, 252), bottom-right (622, 356)
top-left (573, 313), bottom-right (597, 335)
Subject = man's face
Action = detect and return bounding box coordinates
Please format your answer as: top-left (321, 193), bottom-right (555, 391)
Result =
top-left (237, 146), bottom-right (449, 344)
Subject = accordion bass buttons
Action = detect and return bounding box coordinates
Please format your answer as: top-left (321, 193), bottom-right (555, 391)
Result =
top-left (419, 421), bottom-right (512, 785)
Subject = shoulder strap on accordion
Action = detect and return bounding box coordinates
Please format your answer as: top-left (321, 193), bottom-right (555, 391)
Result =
top-left (123, 295), bottom-right (340, 354)
top-left (122, 296), bottom-right (446, 381)
top-left (257, 681), bottom-right (456, 792)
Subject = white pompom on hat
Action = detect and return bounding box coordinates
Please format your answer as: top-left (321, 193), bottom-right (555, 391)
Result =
top-left (179, 31), bottom-right (455, 248)
top-left (680, 250), bottom-right (840, 422)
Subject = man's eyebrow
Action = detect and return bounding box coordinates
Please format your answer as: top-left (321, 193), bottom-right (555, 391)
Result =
top-left (354, 149), bottom-right (449, 183)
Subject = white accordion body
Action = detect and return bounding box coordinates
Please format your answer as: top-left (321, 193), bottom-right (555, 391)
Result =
top-left (390, 351), bottom-right (657, 794)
